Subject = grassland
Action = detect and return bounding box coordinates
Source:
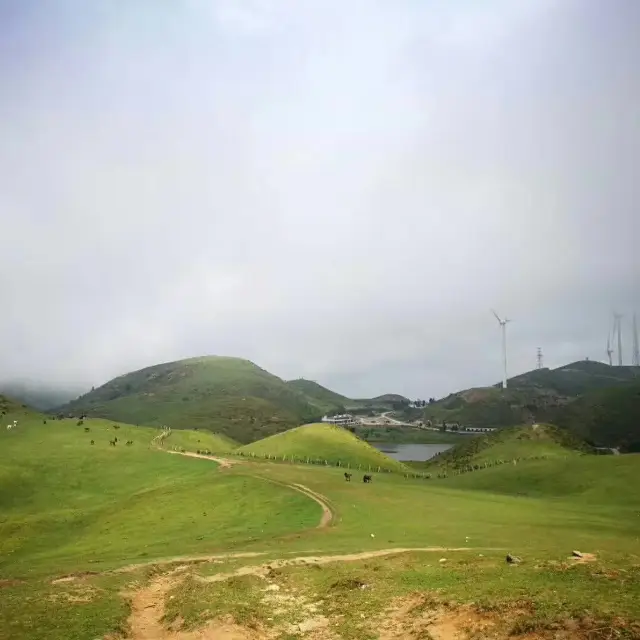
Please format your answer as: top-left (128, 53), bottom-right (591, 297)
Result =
top-left (1, 400), bottom-right (639, 639)
top-left (237, 423), bottom-right (409, 473)
top-left (0, 412), bottom-right (319, 580)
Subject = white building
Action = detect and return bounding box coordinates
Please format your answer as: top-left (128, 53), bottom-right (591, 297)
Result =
top-left (321, 413), bottom-right (360, 427)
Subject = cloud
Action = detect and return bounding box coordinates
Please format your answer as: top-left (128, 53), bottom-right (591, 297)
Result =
top-left (0, 0), bottom-right (638, 398)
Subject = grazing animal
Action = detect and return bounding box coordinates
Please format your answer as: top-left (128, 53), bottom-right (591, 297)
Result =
top-left (114, 437), bottom-right (118, 442)
top-left (90, 440), bottom-right (94, 445)
top-left (363, 474), bottom-right (372, 483)
top-left (109, 439), bottom-right (116, 446)
top-left (84, 427), bottom-right (90, 432)
top-left (6, 424), bottom-right (12, 430)
top-left (344, 472), bottom-right (352, 482)
top-left (126, 440), bottom-right (133, 446)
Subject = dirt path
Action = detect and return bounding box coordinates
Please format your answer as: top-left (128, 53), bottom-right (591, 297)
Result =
top-left (164, 448), bottom-right (335, 528)
top-left (164, 449), bottom-right (239, 469)
top-left (122, 547), bottom-right (492, 640)
top-left (196, 547), bottom-right (484, 583)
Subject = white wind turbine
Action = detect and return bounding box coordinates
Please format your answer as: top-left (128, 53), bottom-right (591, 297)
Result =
top-left (491, 309), bottom-right (511, 389)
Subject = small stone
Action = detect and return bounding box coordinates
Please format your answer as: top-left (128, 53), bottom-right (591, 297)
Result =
top-left (571, 550), bottom-right (583, 558)
top-left (439, 558), bottom-right (447, 563)
top-left (371, 533), bottom-right (375, 537)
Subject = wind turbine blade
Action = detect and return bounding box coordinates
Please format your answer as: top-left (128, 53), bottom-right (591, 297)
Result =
top-left (491, 309), bottom-right (502, 323)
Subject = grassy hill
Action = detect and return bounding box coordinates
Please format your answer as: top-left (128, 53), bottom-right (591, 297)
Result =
top-left (55, 356), bottom-right (325, 444)
top-left (423, 360), bottom-right (639, 431)
top-left (437, 452), bottom-right (640, 506)
top-left (238, 423), bottom-right (409, 472)
top-left (426, 423), bottom-right (589, 471)
top-left (285, 378), bottom-right (349, 413)
top-left (0, 407), bottom-right (318, 582)
top-left (555, 378), bottom-right (640, 452)
top-left (502, 360), bottom-right (638, 396)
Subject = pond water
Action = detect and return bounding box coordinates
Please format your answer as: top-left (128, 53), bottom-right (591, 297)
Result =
top-left (371, 442), bottom-right (452, 461)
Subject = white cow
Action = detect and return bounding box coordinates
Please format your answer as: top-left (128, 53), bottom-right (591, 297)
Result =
top-left (6, 424), bottom-right (12, 430)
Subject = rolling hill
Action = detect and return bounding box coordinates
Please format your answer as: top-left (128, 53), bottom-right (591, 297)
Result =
top-left (423, 360), bottom-right (639, 431)
top-left (237, 423), bottom-right (409, 472)
top-left (425, 423), bottom-right (590, 471)
top-left (285, 379), bottom-right (349, 413)
top-left (554, 378), bottom-right (640, 452)
top-left (55, 356), bottom-right (326, 443)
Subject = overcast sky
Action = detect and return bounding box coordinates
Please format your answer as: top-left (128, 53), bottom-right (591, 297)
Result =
top-left (1, 0), bottom-right (639, 399)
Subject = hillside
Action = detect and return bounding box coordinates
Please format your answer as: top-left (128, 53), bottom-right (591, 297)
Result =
top-left (285, 379), bottom-right (349, 413)
top-left (426, 423), bottom-right (589, 471)
top-left (501, 360), bottom-right (638, 396)
top-left (437, 453), bottom-right (640, 506)
top-left (55, 356), bottom-right (324, 443)
top-left (555, 378), bottom-right (640, 452)
top-left (238, 423), bottom-right (409, 472)
top-left (423, 360), bottom-right (639, 430)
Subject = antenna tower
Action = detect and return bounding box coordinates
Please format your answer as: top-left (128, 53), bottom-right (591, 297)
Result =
top-left (491, 309), bottom-right (511, 389)
top-left (536, 347), bottom-right (543, 370)
top-left (632, 312), bottom-right (640, 367)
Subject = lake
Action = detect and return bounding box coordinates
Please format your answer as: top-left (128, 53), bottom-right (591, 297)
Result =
top-left (371, 442), bottom-right (452, 461)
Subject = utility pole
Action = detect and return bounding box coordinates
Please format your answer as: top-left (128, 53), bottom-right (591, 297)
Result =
top-left (536, 347), bottom-right (543, 370)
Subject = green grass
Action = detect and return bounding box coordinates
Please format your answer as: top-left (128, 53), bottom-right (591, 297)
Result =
top-left (237, 423), bottom-right (409, 473)
top-left (159, 427), bottom-right (238, 453)
top-left (2, 402), bottom-right (640, 639)
top-left (0, 411), bottom-right (319, 580)
top-left (426, 423), bottom-right (588, 471)
top-left (285, 378), bottom-right (349, 413)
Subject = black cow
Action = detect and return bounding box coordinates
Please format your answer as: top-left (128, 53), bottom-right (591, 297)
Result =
top-left (90, 440), bottom-right (94, 445)
top-left (344, 472), bottom-right (352, 482)
top-left (363, 474), bottom-right (372, 483)
top-left (109, 439), bottom-right (116, 446)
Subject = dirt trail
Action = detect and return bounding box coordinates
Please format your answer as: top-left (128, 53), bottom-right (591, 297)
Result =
top-left (125, 569), bottom-right (265, 639)
top-left (165, 448), bottom-right (335, 528)
top-left (197, 547), bottom-right (488, 583)
top-left (164, 449), bottom-right (238, 469)
top-left (122, 547), bottom-right (490, 639)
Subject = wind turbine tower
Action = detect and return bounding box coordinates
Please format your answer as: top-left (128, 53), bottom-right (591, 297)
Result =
top-left (613, 312), bottom-right (623, 366)
top-left (491, 310), bottom-right (511, 389)
top-left (632, 312), bottom-right (640, 367)
top-left (606, 329), bottom-right (614, 366)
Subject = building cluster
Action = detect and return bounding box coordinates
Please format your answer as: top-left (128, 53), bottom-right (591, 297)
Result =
top-left (321, 413), bottom-right (361, 427)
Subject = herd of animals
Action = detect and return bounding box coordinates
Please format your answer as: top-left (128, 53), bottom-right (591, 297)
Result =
top-left (344, 472), bottom-right (373, 483)
top-left (6, 418), bottom-right (376, 483)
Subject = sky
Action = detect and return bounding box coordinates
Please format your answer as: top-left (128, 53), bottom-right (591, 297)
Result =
top-left (1, 0), bottom-right (639, 399)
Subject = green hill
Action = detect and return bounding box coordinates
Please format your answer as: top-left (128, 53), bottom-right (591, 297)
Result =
top-left (423, 360), bottom-right (639, 431)
top-left (285, 379), bottom-right (349, 413)
top-left (426, 423), bottom-right (589, 471)
top-left (238, 423), bottom-right (409, 472)
top-left (555, 378), bottom-right (640, 452)
top-left (501, 360), bottom-right (638, 396)
top-left (436, 452), bottom-right (640, 506)
top-left (55, 356), bottom-right (324, 443)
